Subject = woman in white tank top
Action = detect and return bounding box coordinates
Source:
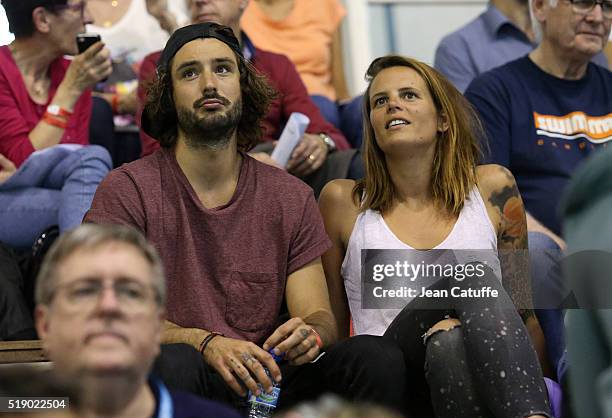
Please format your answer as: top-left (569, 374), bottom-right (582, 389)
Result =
top-left (319, 56), bottom-right (551, 418)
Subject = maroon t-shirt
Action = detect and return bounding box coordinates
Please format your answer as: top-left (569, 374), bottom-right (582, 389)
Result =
top-left (84, 149), bottom-right (331, 343)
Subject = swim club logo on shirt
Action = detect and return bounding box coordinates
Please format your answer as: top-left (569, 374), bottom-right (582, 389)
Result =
top-left (534, 111), bottom-right (612, 147)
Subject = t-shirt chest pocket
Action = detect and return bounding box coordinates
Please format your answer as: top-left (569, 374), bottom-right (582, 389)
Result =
top-left (224, 271), bottom-right (283, 332)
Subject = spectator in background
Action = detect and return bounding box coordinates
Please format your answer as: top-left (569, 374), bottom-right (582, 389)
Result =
top-left (86, 0), bottom-right (188, 117)
top-left (465, 0), bottom-right (611, 270)
top-left (0, 0), bottom-right (112, 250)
top-left (241, 0), bottom-right (364, 148)
top-left (276, 395), bottom-right (404, 418)
top-left (562, 145), bottom-right (612, 418)
top-left (85, 0), bottom-right (188, 166)
top-left (434, 0), bottom-right (608, 92)
top-left (35, 223), bottom-right (241, 418)
top-left (243, 0), bottom-right (349, 103)
top-left (0, 241), bottom-right (36, 340)
top-left (138, 0), bottom-right (359, 197)
top-left (465, 0), bottom-right (611, 383)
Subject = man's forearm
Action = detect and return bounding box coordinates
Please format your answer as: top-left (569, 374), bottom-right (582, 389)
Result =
top-left (162, 320), bottom-right (211, 350)
top-left (302, 310), bottom-right (338, 348)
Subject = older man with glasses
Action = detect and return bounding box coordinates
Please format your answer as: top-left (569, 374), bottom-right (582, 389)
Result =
top-left (34, 224), bottom-right (241, 418)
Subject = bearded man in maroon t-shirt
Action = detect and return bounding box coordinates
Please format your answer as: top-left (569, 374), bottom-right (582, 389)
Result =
top-left (85, 22), bottom-right (407, 414)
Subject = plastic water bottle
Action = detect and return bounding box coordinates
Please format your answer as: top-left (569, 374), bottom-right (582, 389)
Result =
top-left (247, 351), bottom-right (282, 418)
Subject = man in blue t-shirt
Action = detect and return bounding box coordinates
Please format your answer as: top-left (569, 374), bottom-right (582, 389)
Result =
top-left (465, 0), bottom-right (611, 380)
top-left (465, 0), bottom-right (611, 246)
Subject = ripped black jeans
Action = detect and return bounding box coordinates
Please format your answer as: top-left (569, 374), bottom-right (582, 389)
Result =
top-left (382, 266), bottom-right (552, 418)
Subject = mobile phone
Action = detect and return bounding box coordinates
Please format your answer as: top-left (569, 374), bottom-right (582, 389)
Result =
top-left (76, 33), bottom-right (102, 54)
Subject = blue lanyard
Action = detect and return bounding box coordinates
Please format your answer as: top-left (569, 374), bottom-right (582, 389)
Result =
top-left (156, 380), bottom-right (173, 418)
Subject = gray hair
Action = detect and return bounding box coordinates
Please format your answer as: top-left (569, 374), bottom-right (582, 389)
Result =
top-left (529, 0), bottom-right (559, 44)
top-left (35, 224), bottom-right (166, 307)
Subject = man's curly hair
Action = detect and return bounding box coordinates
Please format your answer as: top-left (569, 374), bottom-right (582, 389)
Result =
top-left (143, 51), bottom-right (277, 152)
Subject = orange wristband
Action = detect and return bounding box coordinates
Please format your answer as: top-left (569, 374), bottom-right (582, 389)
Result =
top-left (42, 113), bottom-right (68, 129)
top-left (111, 94), bottom-right (120, 114)
top-left (311, 327), bottom-right (323, 349)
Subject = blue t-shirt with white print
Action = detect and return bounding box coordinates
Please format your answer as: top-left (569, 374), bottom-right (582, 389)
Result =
top-left (465, 56), bottom-right (612, 236)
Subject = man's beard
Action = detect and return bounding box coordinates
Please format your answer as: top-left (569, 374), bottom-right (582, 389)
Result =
top-left (176, 92), bottom-right (242, 150)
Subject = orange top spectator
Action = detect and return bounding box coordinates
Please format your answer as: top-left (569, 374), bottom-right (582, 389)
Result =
top-left (241, 0), bottom-right (348, 101)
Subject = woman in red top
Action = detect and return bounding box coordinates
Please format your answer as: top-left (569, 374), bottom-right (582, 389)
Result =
top-left (0, 0), bottom-right (113, 249)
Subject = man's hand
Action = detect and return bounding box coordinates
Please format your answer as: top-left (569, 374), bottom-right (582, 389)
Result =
top-left (263, 317), bottom-right (321, 366)
top-left (286, 134), bottom-right (328, 177)
top-left (204, 336), bottom-right (282, 397)
top-left (0, 154), bottom-right (16, 184)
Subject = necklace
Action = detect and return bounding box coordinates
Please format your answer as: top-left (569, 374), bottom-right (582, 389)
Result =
top-left (111, 0), bottom-right (118, 6)
top-left (29, 76), bottom-right (50, 99)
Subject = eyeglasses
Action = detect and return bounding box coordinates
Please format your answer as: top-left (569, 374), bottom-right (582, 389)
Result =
top-left (47, 1), bottom-right (88, 19)
top-left (52, 278), bottom-right (157, 311)
top-left (569, 0), bottom-right (612, 18)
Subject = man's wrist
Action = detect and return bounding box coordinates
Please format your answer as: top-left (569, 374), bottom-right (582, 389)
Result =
top-left (318, 133), bottom-right (336, 153)
top-left (310, 327), bottom-right (324, 349)
top-left (199, 332), bottom-right (223, 356)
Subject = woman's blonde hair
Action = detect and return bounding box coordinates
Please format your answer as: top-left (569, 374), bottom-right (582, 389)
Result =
top-left (353, 55), bottom-right (484, 216)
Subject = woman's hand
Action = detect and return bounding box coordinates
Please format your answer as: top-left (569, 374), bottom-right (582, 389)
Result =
top-left (63, 42), bottom-right (112, 96)
top-left (0, 154), bottom-right (16, 185)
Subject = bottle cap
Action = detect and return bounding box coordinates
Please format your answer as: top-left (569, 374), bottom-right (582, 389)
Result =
top-left (268, 349), bottom-right (284, 363)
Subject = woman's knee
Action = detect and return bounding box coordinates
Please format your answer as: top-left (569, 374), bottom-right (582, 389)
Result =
top-left (76, 145), bottom-right (112, 169)
top-left (424, 320), bottom-right (464, 369)
top-left (424, 318), bottom-right (461, 342)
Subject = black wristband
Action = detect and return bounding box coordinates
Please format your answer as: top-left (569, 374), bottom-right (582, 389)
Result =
top-left (199, 332), bottom-right (223, 356)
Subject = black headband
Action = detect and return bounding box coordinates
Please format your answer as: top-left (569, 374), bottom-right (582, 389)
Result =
top-left (157, 22), bottom-right (243, 74)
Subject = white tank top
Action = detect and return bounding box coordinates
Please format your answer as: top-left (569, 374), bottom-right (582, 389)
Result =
top-left (341, 186), bottom-right (501, 336)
